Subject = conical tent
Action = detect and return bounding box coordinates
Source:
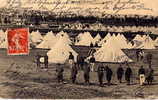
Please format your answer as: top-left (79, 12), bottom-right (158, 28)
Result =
top-left (0, 31), bottom-right (7, 48)
top-left (30, 30), bottom-right (43, 43)
top-left (75, 32), bottom-right (94, 46)
top-left (138, 35), bottom-right (156, 49)
top-left (132, 35), bottom-right (147, 48)
top-left (115, 33), bottom-right (132, 49)
top-left (47, 36), bottom-right (78, 64)
top-left (36, 31), bottom-right (57, 49)
top-left (56, 31), bottom-right (72, 45)
top-left (154, 37), bottom-right (158, 46)
top-left (75, 33), bottom-right (84, 44)
top-left (98, 33), bottom-right (111, 46)
top-left (92, 36), bottom-right (133, 63)
top-left (92, 34), bottom-right (101, 44)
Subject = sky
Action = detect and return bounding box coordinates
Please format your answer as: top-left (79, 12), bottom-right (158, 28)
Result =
top-left (0, 0), bottom-right (157, 16)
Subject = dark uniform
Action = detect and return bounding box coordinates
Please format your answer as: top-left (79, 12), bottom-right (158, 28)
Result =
top-left (44, 55), bottom-right (48, 68)
top-left (36, 54), bottom-right (41, 68)
top-left (138, 66), bottom-right (145, 75)
top-left (146, 53), bottom-right (152, 66)
top-left (125, 67), bottom-right (132, 85)
top-left (117, 66), bottom-right (124, 83)
top-left (97, 65), bottom-right (105, 86)
top-left (77, 56), bottom-right (84, 70)
top-left (105, 66), bottom-right (113, 85)
top-left (71, 63), bottom-right (78, 83)
top-left (56, 64), bottom-right (64, 83)
top-left (136, 50), bottom-right (139, 61)
top-left (83, 63), bottom-right (91, 85)
top-left (69, 53), bottom-right (74, 60)
top-left (146, 67), bottom-right (154, 85)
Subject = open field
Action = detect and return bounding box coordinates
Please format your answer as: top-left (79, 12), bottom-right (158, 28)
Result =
top-left (0, 47), bottom-right (158, 99)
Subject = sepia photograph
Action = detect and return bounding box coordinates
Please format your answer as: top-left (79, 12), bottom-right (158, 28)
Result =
top-left (0, 0), bottom-right (158, 99)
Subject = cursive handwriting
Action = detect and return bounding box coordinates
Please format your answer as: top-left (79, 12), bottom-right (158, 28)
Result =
top-left (5, 0), bottom-right (153, 15)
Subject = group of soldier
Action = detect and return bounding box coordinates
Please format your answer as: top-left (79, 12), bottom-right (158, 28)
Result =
top-left (55, 52), bottom-right (154, 86)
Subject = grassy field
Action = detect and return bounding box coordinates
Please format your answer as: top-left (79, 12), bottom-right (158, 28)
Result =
top-left (0, 48), bottom-right (158, 99)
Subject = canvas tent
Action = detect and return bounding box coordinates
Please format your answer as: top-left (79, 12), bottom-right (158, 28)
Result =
top-left (30, 30), bottom-right (43, 44)
top-left (90, 36), bottom-right (133, 63)
top-left (36, 31), bottom-right (57, 49)
top-left (47, 36), bottom-right (78, 64)
top-left (98, 33), bottom-right (111, 46)
top-left (75, 32), bottom-right (94, 46)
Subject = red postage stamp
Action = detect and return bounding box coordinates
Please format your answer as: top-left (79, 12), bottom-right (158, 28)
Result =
top-left (7, 28), bottom-right (29, 55)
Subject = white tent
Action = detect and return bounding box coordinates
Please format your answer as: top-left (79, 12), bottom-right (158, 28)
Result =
top-left (30, 30), bottom-right (43, 43)
top-left (56, 31), bottom-right (72, 45)
top-left (115, 33), bottom-right (132, 49)
top-left (0, 30), bottom-right (6, 43)
top-left (92, 34), bottom-right (101, 44)
top-left (138, 35), bottom-right (156, 49)
top-left (0, 31), bottom-right (7, 48)
top-left (47, 36), bottom-right (78, 64)
top-left (91, 36), bottom-right (133, 63)
top-left (132, 35), bottom-right (147, 48)
top-left (154, 37), bottom-right (158, 46)
top-left (36, 31), bottom-right (57, 49)
top-left (75, 32), bottom-right (94, 46)
top-left (98, 33), bottom-right (111, 46)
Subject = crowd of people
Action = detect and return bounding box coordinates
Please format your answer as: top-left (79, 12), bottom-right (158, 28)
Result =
top-left (35, 51), bottom-right (154, 87)
top-left (54, 52), bottom-right (154, 86)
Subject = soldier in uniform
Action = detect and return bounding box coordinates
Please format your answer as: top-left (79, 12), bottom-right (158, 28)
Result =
top-left (138, 66), bottom-right (145, 85)
top-left (125, 66), bottom-right (132, 85)
top-left (97, 64), bottom-right (105, 86)
top-left (36, 53), bottom-right (41, 68)
top-left (105, 66), bottom-right (113, 86)
top-left (83, 62), bottom-right (91, 85)
top-left (71, 63), bottom-right (78, 83)
top-left (146, 53), bottom-right (152, 67)
top-left (44, 55), bottom-right (48, 68)
top-left (89, 55), bottom-right (96, 72)
top-left (68, 52), bottom-right (74, 68)
top-left (56, 64), bottom-right (64, 83)
top-left (146, 67), bottom-right (154, 85)
top-left (117, 65), bottom-right (124, 83)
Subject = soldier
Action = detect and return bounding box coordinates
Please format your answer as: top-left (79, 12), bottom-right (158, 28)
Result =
top-left (117, 65), bottom-right (124, 83)
top-left (83, 62), bottom-right (91, 85)
top-left (71, 63), bottom-right (78, 84)
top-left (125, 66), bottom-right (132, 85)
top-left (68, 52), bottom-right (74, 68)
top-left (146, 67), bottom-right (154, 85)
top-left (97, 64), bottom-right (105, 86)
top-left (35, 53), bottom-right (41, 68)
top-left (105, 66), bottom-right (113, 86)
top-left (89, 55), bottom-right (96, 72)
top-left (44, 55), bottom-right (48, 68)
top-left (56, 64), bottom-right (64, 83)
top-left (146, 53), bottom-right (152, 67)
top-left (138, 66), bottom-right (145, 85)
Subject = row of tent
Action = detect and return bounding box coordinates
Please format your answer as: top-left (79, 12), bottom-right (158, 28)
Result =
top-left (0, 30), bottom-right (158, 64)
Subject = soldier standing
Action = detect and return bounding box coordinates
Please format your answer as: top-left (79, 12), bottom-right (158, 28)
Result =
top-left (97, 64), bottom-right (105, 86)
top-left (146, 67), bottom-right (154, 85)
top-left (138, 66), bottom-right (145, 85)
top-left (89, 55), bottom-right (96, 72)
top-left (117, 65), bottom-right (124, 83)
top-left (56, 64), bottom-right (64, 83)
top-left (105, 66), bottom-right (113, 86)
top-left (36, 53), bottom-right (41, 68)
top-left (125, 66), bottom-right (132, 85)
top-left (83, 62), bottom-right (91, 85)
top-left (71, 63), bottom-right (78, 84)
top-left (44, 55), bottom-right (48, 68)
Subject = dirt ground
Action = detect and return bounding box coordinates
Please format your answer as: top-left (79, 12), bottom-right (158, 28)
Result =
top-left (0, 48), bottom-right (158, 99)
